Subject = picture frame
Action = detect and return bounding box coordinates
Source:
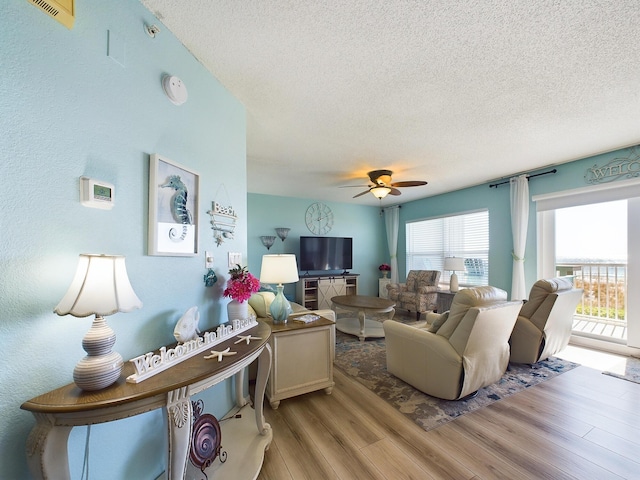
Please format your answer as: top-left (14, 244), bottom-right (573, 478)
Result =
top-left (148, 153), bottom-right (200, 256)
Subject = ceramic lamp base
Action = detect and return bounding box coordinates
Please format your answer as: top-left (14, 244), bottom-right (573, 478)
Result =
top-left (270, 284), bottom-right (292, 323)
top-left (450, 272), bottom-right (459, 293)
top-left (74, 351), bottom-right (123, 391)
top-left (74, 315), bottom-right (123, 391)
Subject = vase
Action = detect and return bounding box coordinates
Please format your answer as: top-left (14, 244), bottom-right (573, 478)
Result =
top-left (381, 271), bottom-right (388, 278)
top-left (227, 299), bottom-right (248, 321)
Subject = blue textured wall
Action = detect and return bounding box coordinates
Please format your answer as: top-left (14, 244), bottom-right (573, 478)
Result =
top-left (397, 146), bottom-right (639, 294)
top-left (247, 194), bottom-right (388, 297)
top-left (1, 1), bottom-right (246, 478)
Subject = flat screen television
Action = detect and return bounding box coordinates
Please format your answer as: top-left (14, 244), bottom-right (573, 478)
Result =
top-left (299, 236), bottom-right (353, 273)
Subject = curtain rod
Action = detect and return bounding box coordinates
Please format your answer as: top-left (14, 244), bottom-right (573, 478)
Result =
top-left (489, 168), bottom-right (557, 188)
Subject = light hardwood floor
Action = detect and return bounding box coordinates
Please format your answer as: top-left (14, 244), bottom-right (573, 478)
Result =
top-left (257, 352), bottom-right (640, 479)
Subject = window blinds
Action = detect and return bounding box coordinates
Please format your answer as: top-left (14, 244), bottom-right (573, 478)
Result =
top-left (406, 210), bottom-right (489, 286)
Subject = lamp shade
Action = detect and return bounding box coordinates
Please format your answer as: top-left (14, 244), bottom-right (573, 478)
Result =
top-left (370, 186), bottom-right (391, 199)
top-left (259, 254), bottom-right (299, 285)
top-left (54, 254), bottom-right (142, 317)
top-left (443, 257), bottom-right (465, 272)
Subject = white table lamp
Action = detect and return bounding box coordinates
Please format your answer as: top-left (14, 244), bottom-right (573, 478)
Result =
top-left (444, 257), bottom-right (465, 293)
top-left (260, 254), bottom-right (299, 323)
top-left (54, 254), bottom-right (142, 391)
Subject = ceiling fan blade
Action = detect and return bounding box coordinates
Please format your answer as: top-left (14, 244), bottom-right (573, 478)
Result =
top-left (390, 181), bottom-right (428, 187)
top-left (353, 189), bottom-right (372, 198)
top-left (340, 184), bottom-right (371, 188)
top-left (388, 187), bottom-right (402, 196)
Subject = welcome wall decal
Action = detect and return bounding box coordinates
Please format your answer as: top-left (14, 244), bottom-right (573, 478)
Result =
top-left (585, 146), bottom-right (640, 184)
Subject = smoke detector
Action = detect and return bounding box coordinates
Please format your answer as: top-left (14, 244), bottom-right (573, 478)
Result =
top-left (162, 75), bottom-right (188, 106)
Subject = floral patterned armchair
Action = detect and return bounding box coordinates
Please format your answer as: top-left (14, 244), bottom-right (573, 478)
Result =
top-left (386, 270), bottom-right (441, 320)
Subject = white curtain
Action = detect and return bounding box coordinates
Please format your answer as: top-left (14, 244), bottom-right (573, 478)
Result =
top-left (510, 174), bottom-right (529, 300)
top-left (384, 206), bottom-right (400, 284)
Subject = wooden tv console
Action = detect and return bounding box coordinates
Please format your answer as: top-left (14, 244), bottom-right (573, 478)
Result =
top-left (297, 273), bottom-right (359, 310)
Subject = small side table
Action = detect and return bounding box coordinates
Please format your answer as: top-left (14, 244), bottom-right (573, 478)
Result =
top-left (436, 290), bottom-right (456, 313)
top-left (264, 316), bottom-right (335, 409)
top-left (379, 277), bottom-right (391, 298)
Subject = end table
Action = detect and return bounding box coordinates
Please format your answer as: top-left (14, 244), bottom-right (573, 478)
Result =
top-left (436, 290), bottom-right (456, 313)
top-left (264, 315), bottom-right (335, 409)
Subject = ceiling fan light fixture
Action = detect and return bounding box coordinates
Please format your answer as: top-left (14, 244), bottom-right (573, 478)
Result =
top-left (371, 186), bottom-right (391, 199)
top-left (377, 174), bottom-right (392, 185)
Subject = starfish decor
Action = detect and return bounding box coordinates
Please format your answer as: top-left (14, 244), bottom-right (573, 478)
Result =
top-left (234, 335), bottom-right (262, 345)
top-left (203, 347), bottom-right (237, 362)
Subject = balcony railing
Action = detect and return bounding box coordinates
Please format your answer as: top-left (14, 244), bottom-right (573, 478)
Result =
top-left (556, 262), bottom-right (627, 342)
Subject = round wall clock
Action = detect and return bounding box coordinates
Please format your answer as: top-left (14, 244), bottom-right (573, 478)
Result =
top-left (305, 202), bottom-right (334, 235)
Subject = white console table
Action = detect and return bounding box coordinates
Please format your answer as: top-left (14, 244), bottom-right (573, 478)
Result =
top-left (21, 321), bottom-right (272, 480)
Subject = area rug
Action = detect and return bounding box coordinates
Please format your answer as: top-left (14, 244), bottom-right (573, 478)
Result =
top-left (603, 356), bottom-right (640, 385)
top-left (334, 330), bottom-right (580, 432)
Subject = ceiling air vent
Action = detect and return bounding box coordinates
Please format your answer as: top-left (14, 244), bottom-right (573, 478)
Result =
top-left (27, 0), bottom-right (75, 29)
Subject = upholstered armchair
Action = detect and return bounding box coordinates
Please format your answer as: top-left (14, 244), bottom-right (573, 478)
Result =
top-left (383, 286), bottom-right (522, 400)
top-left (386, 270), bottom-right (440, 320)
top-left (509, 278), bottom-right (583, 364)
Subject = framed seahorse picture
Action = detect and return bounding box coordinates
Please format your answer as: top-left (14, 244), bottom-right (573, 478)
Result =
top-left (148, 153), bottom-right (200, 256)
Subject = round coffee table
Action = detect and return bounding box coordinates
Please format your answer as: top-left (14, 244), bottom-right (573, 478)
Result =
top-left (331, 295), bottom-right (395, 342)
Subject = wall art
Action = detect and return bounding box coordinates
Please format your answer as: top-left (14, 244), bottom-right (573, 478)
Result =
top-left (584, 146), bottom-right (640, 184)
top-left (208, 200), bottom-right (237, 246)
top-left (149, 153), bottom-right (200, 256)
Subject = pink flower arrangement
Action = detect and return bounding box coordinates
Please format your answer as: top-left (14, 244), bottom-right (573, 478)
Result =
top-left (223, 265), bottom-right (260, 303)
top-left (378, 263), bottom-right (391, 271)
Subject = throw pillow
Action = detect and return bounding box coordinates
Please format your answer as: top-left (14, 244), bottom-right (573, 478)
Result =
top-left (427, 311), bottom-right (449, 333)
top-left (248, 292), bottom-right (275, 318)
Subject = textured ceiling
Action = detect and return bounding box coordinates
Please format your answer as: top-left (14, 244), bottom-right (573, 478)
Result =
top-left (140, 0), bottom-right (640, 205)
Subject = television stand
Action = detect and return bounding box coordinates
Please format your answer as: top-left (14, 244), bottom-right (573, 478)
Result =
top-left (296, 274), bottom-right (359, 310)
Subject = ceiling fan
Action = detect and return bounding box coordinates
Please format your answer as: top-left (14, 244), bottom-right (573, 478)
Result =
top-left (345, 169), bottom-right (428, 199)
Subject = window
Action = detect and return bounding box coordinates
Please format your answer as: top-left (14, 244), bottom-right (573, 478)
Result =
top-left (406, 209), bottom-right (489, 287)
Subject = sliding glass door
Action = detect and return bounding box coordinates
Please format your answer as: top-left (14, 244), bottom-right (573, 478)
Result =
top-left (555, 201), bottom-right (627, 342)
top-left (534, 180), bottom-right (640, 350)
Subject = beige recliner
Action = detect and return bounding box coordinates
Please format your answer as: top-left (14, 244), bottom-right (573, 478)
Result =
top-left (383, 286), bottom-right (522, 400)
top-left (509, 277), bottom-right (583, 364)
top-left (386, 270), bottom-right (440, 320)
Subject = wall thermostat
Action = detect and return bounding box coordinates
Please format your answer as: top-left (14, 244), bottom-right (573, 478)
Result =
top-left (80, 176), bottom-right (115, 210)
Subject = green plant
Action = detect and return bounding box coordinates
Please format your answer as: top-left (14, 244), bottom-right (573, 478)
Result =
top-left (575, 305), bottom-right (625, 320)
